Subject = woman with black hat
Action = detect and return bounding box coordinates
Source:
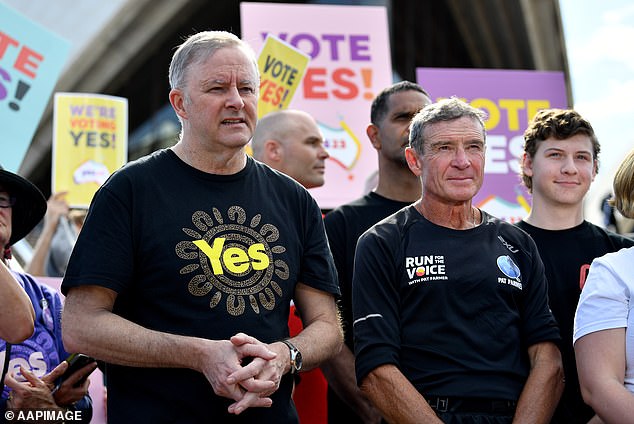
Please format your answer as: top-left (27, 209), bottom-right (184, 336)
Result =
top-left (0, 166), bottom-right (95, 422)
top-left (0, 221), bottom-right (34, 344)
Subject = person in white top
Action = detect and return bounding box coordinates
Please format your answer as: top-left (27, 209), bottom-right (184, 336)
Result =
top-left (574, 147), bottom-right (634, 424)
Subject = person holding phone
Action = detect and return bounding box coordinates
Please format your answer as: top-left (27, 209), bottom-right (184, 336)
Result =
top-left (0, 165), bottom-right (96, 423)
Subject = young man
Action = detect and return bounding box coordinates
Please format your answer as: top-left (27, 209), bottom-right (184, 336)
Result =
top-left (322, 81), bottom-right (431, 423)
top-left (354, 98), bottom-right (563, 424)
top-left (516, 108), bottom-right (634, 424)
top-left (61, 31), bottom-right (342, 423)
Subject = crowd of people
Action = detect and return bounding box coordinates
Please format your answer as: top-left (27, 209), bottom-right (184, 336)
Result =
top-left (1, 29), bottom-right (633, 424)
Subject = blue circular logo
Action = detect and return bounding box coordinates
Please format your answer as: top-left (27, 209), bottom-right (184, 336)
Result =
top-left (497, 255), bottom-right (521, 279)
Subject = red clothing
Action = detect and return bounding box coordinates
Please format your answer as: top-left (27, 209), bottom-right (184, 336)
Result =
top-left (288, 304), bottom-right (327, 423)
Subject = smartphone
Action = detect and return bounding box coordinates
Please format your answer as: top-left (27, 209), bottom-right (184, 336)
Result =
top-left (58, 353), bottom-right (97, 388)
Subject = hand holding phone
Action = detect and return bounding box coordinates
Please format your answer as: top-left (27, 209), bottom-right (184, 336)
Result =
top-left (55, 353), bottom-right (97, 390)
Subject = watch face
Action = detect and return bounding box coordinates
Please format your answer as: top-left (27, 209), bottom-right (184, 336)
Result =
top-left (294, 350), bottom-right (303, 371)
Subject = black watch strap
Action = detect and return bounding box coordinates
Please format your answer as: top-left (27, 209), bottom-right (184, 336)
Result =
top-left (281, 339), bottom-right (302, 374)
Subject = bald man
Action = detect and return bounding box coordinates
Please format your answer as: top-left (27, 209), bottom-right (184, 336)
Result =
top-left (252, 109), bottom-right (329, 189)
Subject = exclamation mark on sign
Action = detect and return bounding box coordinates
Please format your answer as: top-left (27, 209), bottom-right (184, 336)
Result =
top-left (279, 89), bottom-right (289, 109)
top-left (361, 69), bottom-right (373, 100)
top-left (9, 81), bottom-right (30, 111)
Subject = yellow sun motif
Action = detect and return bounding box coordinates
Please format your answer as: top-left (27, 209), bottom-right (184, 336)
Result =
top-left (175, 206), bottom-right (289, 316)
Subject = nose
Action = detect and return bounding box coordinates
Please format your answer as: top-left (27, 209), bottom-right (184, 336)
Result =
top-left (561, 155), bottom-right (578, 174)
top-left (318, 143), bottom-right (329, 159)
top-left (225, 85), bottom-right (245, 109)
top-left (451, 146), bottom-right (470, 169)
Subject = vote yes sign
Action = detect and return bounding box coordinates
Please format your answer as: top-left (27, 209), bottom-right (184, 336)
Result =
top-left (0, 2), bottom-right (70, 172)
top-left (52, 93), bottom-right (128, 208)
top-left (257, 35), bottom-right (310, 119)
top-left (242, 2), bottom-right (392, 209)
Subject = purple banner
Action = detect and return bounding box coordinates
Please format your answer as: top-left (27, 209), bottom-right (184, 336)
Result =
top-left (417, 68), bottom-right (568, 222)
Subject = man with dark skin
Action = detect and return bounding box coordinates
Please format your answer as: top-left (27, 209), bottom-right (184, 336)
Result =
top-left (322, 81), bottom-right (431, 423)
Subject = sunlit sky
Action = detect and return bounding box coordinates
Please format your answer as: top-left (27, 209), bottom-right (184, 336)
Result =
top-left (559, 0), bottom-right (634, 225)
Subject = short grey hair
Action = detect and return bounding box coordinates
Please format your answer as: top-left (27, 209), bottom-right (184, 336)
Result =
top-left (409, 97), bottom-right (487, 154)
top-left (168, 31), bottom-right (258, 90)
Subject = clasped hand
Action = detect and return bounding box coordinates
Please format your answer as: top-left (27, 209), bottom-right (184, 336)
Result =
top-left (201, 333), bottom-right (289, 415)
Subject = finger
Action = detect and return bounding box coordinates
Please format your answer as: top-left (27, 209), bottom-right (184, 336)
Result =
top-left (62, 362), bottom-right (98, 387)
top-left (238, 377), bottom-right (276, 394)
top-left (3, 371), bottom-right (25, 390)
top-left (227, 356), bottom-right (266, 384)
top-left (52, 191), bottom-right (69, 199)
top-left (19, 366), bottom-right (48, 387)
top-left (235, 343), bottom-right (276, 361)
top-left (213, 381), bottom-right (246, 403)
top-left (228, 392), bottom-right (273, 415)
top-left (42, 361), bottom-right (69, 384)
top-left (230, 333), bottom-right (263, 346)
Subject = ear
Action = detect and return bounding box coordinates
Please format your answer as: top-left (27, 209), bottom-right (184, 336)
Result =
top-left (521, 153), bottom-right (534, 177)
top-left (592, 159), bottom-right (598, 181)
top-left (169, 88), bottom-right (187, 121)
top-left (366, 124), bottom-right (381, 150)
top-left (405, 147), bottom-right (423, 177)
top-left (264, 140), bottom-right (283, 163)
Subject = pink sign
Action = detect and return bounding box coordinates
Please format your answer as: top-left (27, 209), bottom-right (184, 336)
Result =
top-left (241, 2), bottom-right (392, 209)
top-left (417, 68), bottom-right (568, 222)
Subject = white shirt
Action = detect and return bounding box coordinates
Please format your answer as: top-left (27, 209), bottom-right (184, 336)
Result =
top-left (574, 247), bottom-right (634, 392)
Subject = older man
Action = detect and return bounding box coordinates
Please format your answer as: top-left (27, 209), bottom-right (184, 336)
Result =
top-left (61, 31), bottom-right (342, 423)
top-left (322, 80), bottom-right (431, 424)
top-left (353, 98), bottom-right (564, 424)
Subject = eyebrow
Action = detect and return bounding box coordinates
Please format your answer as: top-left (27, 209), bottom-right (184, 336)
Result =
top-left (544, 147), bottom-right (592, 154)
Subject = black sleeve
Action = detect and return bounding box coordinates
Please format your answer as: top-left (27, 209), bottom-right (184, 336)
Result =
top-left (352, 229), bottom-right (402, 385)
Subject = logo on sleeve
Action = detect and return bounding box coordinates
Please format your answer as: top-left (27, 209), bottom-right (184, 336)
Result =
top-left (176, 206), bottom-right (289, 316)
top-left (405, 255), bottom-right (447, 285)
top-left (497, 255), bottom-right (522, 290)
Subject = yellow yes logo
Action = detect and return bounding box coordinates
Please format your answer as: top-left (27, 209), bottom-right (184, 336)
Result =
top-left (194, 237), bottom-right (269, 275)
top-left (176, 206), bottom-right (288, 315)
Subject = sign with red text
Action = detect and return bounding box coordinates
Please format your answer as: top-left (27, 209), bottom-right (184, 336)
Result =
top-left (52, 93), bottom-right (128, 208)
top-left (242, 2), bottom-right (392, 208)
top-left (0, 2), bottom-right (70, 172)
top-left (257, 34), bottom-right (310, 118)
top-left (417, 68), bottom-right (568, 223)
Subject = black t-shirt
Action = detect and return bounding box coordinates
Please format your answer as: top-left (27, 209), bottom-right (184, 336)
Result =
top-left (62, 150), bottom-right (339, 423)
top-left (353, 207), bottom-right (561, 400)
top-left (516, 220), bottom-right (634, 424)
top-left (324, 192), bottom-right (412, 423)
top-left (324, 192), bottom-right (412, 348)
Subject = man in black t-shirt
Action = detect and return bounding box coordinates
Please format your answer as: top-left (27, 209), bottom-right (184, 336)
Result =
top-left (354, 98), bottom-right (563, 424)
top-left (60, 31), bottom-right (342, 424)
top-left (516, 108), bottom-right (634, 424)
top-left (322, 81), bottom-right (431, 424)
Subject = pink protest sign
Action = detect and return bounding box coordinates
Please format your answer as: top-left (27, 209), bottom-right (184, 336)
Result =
top-left (417, 68), bottom-right (568, 222)
top-left (241, 2), bottom-right (392, 209)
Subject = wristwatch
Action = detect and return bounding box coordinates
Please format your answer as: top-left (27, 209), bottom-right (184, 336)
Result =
top-left (281, 339), bottom-right (303, 374)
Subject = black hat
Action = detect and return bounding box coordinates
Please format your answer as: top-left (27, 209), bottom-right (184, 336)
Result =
top-left (0, 165), bottom-right (46, 247)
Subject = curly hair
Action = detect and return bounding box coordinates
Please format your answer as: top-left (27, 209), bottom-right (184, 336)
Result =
top-left (522, 109), bottom-right (600, 191)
